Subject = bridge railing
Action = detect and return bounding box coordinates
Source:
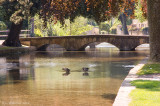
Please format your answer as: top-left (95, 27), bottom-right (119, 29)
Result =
top-left (0, 30), bottom-right (31, 40)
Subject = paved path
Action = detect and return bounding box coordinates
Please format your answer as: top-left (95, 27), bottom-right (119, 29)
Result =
top-left (113, 58), bottom-right (149, 106)
top-left (0, 40), bottom-right (4, 45)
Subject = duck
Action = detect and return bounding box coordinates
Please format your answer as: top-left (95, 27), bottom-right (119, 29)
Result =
top-left (62, 68), bottom-right (70, 76)
top-left (82, 67), bottom-right (89, 72)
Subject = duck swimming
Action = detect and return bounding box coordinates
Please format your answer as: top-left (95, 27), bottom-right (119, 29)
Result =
top-left (62, 68), bottom-right (70, 76)
top-left (82, 67), bottom-right (89, 72)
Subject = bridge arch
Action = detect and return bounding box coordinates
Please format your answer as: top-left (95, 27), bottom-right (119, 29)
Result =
top-left (37, 44), bottom-right (66, 51)
top-left (135, 43), bottom-right (149, 50)
top-left (37, 44), bottom-right (50, 51)
top-left (81, 42), bottom-right (119, 50)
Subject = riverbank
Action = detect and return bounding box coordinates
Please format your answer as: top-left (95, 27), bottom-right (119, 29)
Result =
top-left (113, 57), bottom-right (149, 106)
top-left (0, 40), bottom-right (35, 56)
top-left (0, 45), bottom-right (35, 56)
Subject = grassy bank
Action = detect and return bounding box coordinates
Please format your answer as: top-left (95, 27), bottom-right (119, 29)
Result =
top-left (129, 63), bottom-right (160, 106)
top-left (129, 80), bottom-right (160, 106)
top-left (0, 46), bottom-right (34, 56)
top-left (137, 63), bottom-right (160, 75)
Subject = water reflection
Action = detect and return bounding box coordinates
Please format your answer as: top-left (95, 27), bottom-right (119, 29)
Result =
top-left (0, 47), bottom-right (149, 106)
top-left (83, 72), bottom-right (89, 76)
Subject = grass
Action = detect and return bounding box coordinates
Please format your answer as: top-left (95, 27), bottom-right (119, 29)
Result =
top-left (130, 80), bottom-right (160, 106)
top-left (137, 64), bottom-right (160, 75)
top-left (0, 46), bottom-right (12, 50)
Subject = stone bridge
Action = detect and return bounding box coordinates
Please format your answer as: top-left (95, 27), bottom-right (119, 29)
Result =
top-left (20, 35), bottom-right (149, 51)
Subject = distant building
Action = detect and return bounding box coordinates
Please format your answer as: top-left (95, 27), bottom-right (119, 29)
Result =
top-left (132, 19), bottom-right (148, 29)
top-left (117, 19), bottom-right (148, 35)
top-left (129, 19), bottom-right (148, 35)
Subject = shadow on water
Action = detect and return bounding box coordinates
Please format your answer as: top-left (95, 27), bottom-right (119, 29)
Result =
top-left (0, 54), bottom-right (36, 86)
top-left (35, 49), bottom-right (149, 60)
top-left (0, 77), bottom-right (21, 86)
top-left (83, 72), bottom-right (89, 76)
top-left (101, 93), bottom-right (117, 100)
top-left (0, 69), bottom-right (21, 86)
top-left (8, 69), bottom-right (20, 80)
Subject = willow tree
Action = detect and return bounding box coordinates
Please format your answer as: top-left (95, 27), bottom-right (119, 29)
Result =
top-left (0, 0), bottom-right (40, 47)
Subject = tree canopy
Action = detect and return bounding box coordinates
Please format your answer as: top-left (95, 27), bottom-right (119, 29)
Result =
top-left (0, 0), bottom-right (139, 25)
top-left (0, 0), bottom-right (40, 24)
top-left (41, 0), bottom-right (139, 26)
top-left (141, 0), bottom-right (147, 18)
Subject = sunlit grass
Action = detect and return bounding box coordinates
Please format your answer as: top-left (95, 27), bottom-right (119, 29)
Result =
top-left (130, 80), bottom-right (160, 106)
top-left (137, 64), bottom-right (160, 75)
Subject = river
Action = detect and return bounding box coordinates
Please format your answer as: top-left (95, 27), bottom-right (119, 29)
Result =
top-left (0, 43), bottom-right (149, 106)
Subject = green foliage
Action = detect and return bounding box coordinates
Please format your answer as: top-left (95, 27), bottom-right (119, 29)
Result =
top-left (0, 5), bottom-right (28, 29)
top-left (67, 17), bottom-right (93, 35)
top-left (34, 28), bottom-right (43, 37)
top-left (137, 64), bottom-right (160, 75)
top-left (130, 80), bottom-right (160, 106)
top-left (134, 0), bottom-right (146, 22)
top-left (0, 21), bottom-right (7, 30)
top-left (0, 0), bottom-right (40, 24)
top-left (126, 19), bottom-right (132, 25)
top-left (88, 19), bottom-right (97, 26)
top-left (34, 15), bottom-right (93, 36)
top-left (99, 23), bottom-right (110, 33)
top-left (109, 18), bottom-right (121, 30)
top-left (99, 18), bottom-right (121, 34)
top-left (34, 15), bottom-right (44, 37)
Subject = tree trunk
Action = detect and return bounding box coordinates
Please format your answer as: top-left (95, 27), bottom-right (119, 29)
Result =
top-left (2, 21), bottom-right (23, 47)
top-left (148, 0), bottom-right (160, 62)
top-left (119, 13), bottom-right (129, 35)
top-left (30, 18), bottom-right (34, 37)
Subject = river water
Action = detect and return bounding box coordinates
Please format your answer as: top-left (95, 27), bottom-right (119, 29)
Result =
top-left (0, 44), bottom-right (149, 106)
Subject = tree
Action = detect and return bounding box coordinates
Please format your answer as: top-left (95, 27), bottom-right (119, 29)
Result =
top-left (118, 0), bottom-right (138, 35)
top-left (119, 13), bottom-right (129, 34)
top-left (147, 0), bottom-right (160, 62)
top-left (99, 18), bottom-right (121, 34)
top-left (0, 0), bottom-right (40, 47)
top-left (41, 0), bottom-right (127, 25)
top-left (137, 0), bottom-right (160, 62)
top-left (0, 0), bottom-right (137, 47)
